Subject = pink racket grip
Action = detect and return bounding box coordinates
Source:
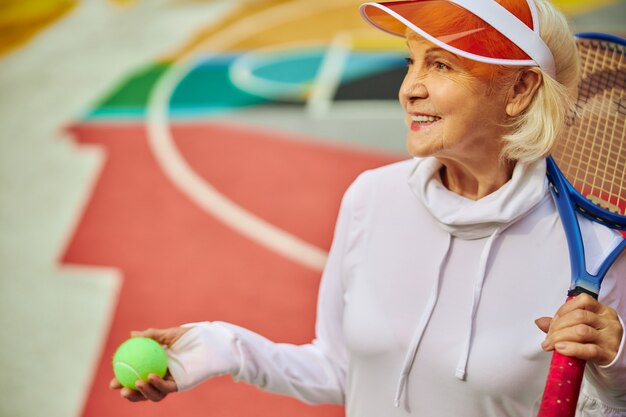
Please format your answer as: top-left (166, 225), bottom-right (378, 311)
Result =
top-left (537, 351), bottom-right (585, 416)
top-left (537, 294), bottom-right (586, 417)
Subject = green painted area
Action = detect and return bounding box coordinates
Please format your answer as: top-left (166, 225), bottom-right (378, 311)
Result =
top-left (171, 55), bottom-right (268, 111)
top-left (85, 51), bottom-right (406, 120)
top-left (87, 55), bottom-right (271, 119)
top-left (241, 48), bottom-right (325, 84)
top-left (343, 52), bottom-right (405, 82)
top-left (90, 63), bottom-right (170, 116)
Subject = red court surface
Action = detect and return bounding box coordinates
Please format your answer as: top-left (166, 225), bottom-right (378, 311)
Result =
top-left (63, 120), bottom-right (401, 417)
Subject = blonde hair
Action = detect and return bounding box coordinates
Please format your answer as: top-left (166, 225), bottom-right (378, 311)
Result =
top-left (499, 0), bottom-right (580, 162)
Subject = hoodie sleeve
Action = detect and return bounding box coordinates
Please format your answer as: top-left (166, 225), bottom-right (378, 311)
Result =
top-left (578, 247), bottom-right (626, 416)
top-left (165, 180), bottom-right (357, 404)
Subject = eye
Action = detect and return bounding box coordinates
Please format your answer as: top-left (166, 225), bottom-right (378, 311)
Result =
top-left (434, 61), bottom-right (450, 71)
top-left (404, 57), bottom-right (414, 67)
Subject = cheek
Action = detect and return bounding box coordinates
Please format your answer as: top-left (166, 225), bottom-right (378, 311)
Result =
top-left (427, 84), bottom-right (457, 114)
top-left (432, 79), bottom-right (495, 120)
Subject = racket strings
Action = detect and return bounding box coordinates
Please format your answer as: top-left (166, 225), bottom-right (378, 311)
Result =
top-left (553, 38), bottom-right (626, 215)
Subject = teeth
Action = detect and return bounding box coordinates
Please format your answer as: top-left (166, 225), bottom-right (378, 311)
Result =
top-left (411, 115), bottom-right (439, 123)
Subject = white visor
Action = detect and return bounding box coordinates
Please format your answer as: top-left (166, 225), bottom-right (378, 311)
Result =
top-left (360, 0), bottom-right (556, 76)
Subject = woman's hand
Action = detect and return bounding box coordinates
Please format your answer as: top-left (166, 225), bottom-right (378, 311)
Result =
top-left (535, 293), bottom-right (624, 366)
top-left (110, 326), bottom-right (189, 402)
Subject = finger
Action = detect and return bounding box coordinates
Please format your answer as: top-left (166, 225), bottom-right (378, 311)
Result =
top-left (148, 373), bottom-right (178, 394)
top-left (135, 380), bottom-right (167, 402)
top-left (555, 293), bottom-right (602, 317)
top-left (553, 341), bottom-right (613, 365)
top-left (548, 308), bottom-right (603, 333)
top-left (542, 323), bottom-right (600, 351)
top-left (120, 387), bottom-right (147, 402)
top-left (110, 378), bottom-right (122, 390)
top-left (534, 317), bottom-right (552, 333)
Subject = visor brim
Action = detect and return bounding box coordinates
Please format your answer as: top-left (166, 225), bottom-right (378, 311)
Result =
top-left (360, 0), bottom-right (556, 75)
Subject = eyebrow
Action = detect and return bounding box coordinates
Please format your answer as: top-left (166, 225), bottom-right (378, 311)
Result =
top-left (425, 47), bottom-right (449, 55)
top-left (425, 46), bottom-right (460, 62)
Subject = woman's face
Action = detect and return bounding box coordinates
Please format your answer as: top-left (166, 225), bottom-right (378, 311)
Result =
top-left (399, 36), bottom-right (510, 164)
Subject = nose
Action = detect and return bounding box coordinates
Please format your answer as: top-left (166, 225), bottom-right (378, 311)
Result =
top-left (400, 70), bottom-right (428, 102)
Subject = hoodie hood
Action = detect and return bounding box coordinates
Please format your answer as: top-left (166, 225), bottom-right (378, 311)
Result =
top-left (408, 156), bottom-right (549, 239)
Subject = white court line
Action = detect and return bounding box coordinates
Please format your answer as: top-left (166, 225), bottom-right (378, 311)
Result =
top-left (146, 0), bottom-right (358, 272)
top-left (307, 32), bottom-right (352, 118)
top-left (228, 40), bottom-right (326, 102)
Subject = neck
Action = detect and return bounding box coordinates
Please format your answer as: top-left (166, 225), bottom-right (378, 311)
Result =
top-left (438, 157), bottom-right (515, 200)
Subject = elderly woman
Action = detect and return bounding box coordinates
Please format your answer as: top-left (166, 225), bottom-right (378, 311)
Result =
top-left (112, 0), bottom-right (626, 415)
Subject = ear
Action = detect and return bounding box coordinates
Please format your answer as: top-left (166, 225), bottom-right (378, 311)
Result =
top-left (506, 68), bottom-right (543, 117)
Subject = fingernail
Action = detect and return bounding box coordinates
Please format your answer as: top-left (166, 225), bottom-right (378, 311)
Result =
top-left (555, 342), bottom-right (566, 350)
top-left (541, 339), bottom-right (549, 348)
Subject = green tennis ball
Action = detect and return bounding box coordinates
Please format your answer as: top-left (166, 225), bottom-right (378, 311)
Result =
top-left (112, 337), bottom-right (168, 390)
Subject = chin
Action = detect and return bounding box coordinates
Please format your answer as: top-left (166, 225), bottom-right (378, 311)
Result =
top-left (406, 140), bottom-right (435, 159)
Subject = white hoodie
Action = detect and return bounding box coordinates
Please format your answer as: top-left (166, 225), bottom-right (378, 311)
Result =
top-left (167, 158), bottom-right (626, 417)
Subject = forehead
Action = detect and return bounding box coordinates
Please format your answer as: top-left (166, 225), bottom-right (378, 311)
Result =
top-left (405, 29), bottom-right (432, 46)
top-left (405, 30), bottom-right (501, 78)
top-left (404, 33), bottom-right (467, 65)
top-left (405, 35), bottom-right (450, 55)
top-left (404, 30), bottom-right (463, 57)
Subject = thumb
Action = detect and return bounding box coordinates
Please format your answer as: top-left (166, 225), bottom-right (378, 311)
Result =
top-left (534, 317), bottom-right (552, 333)
top-left (130, 328), bottom-right (171, 345)
top-left (131, 327), bottom-right (186, 347)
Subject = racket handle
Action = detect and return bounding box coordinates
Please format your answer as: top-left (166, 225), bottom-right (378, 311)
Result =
top-left (537, 293), bottom-right (589, 417)
top-left (537, 351), bottom-right (585, 416)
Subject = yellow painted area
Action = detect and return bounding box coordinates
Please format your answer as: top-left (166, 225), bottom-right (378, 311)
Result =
top-left (161, 0), bottom-right (621, 62)
top-left (107, 0), bottom-right (140, 9)
top-left (162, 0), bottom-right (286, 60)
top-left (351, 32), bottom-right (406, 52)
top-left (0, 0), bottom-right (78, 56)
top-left (552, 0), bottom-right (617, 16)
top-left (1, 0), bottom-right (618, 60)
top-left (161, 0), bottom-right (404, 61)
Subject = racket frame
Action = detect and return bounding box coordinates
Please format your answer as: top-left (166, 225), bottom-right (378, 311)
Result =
top-left (538, 32), bottom-right (626, 417)
top-left (546, 156), bottom-right (626, 297)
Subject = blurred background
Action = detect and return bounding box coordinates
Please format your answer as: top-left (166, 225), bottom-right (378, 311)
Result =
top-left (0, 1), bottom-right (624, 416)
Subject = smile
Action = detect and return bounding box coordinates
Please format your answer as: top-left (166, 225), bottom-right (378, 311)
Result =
top-left (410, 114), bottom-right (441, 124)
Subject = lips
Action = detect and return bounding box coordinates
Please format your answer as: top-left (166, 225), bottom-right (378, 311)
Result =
top-left (407, 113), bottom-right (441, 132)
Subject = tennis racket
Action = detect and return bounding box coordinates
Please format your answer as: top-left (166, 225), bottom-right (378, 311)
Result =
top-left (537, 33), bottom-right (626, 417)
